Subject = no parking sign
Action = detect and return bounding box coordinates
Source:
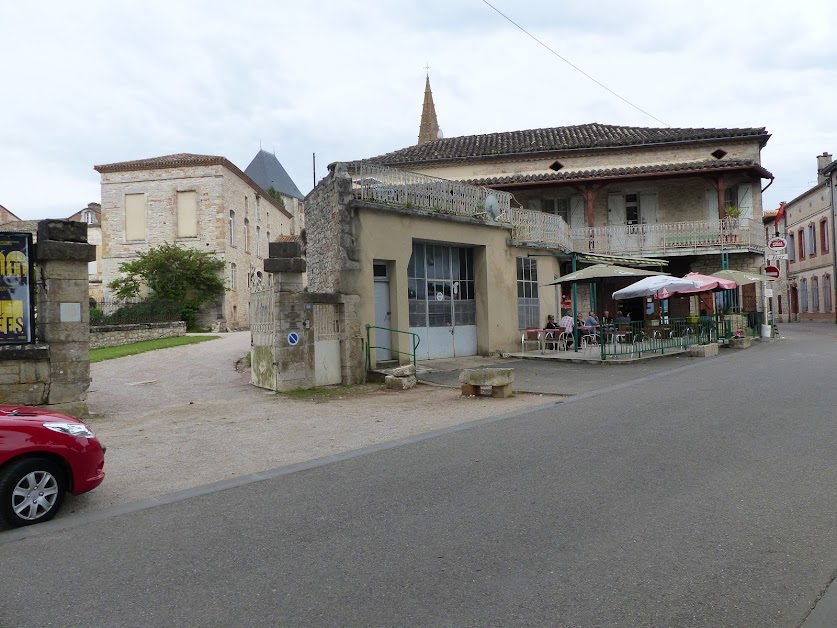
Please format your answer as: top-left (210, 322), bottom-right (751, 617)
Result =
top-left (288, 332), bottom-right (300, 346)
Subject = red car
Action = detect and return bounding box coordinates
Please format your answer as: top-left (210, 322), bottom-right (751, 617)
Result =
top-left (0, 405), bottom-right (105, 527)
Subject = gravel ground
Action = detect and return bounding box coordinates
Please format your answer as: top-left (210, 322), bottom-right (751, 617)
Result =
top-left (62, 333), bottom-right (552, 518)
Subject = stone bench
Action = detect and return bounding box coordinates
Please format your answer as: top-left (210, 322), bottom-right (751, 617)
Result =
top-left (459, 368), bottom-right (514, 399)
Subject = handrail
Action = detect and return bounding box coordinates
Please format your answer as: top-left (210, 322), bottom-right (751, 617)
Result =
top-left (365, 324), bottom-right (421, 371)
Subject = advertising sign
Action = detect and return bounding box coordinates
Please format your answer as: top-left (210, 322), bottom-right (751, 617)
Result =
top-left (0, 233), bottom-right (34, 344)
top-left (767, 237), bottom-right (787, 251)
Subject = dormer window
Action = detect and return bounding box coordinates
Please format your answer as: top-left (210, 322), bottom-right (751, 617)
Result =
top-left (711, 149), bottom-right (727, 160)
top-left (81, 210), bottom-right (95, 224)
top-left (549, 161), bottom-right (564, 171)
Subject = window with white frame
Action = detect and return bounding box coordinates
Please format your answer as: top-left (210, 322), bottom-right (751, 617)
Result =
top-left (256, 226), bottom-right (261, 256)
top-left (541, 198), bottom-right (570, 223)
top-left (813, 276), bottom-right (820, 312)
top-left (808, 224), bottom-right (817, 256)
top-left (788, 233), bottom-right (795, 262)
top-left (256, 196), bottom-right (260, 221)
top-left (230, 263), bottom-right (237, 290)
top-left (800, 278), bottom-right (808, 311)
top-left (229, 210), bottom-right (236, 246)
top-left (244, 218), bottom-right (250, 252)
top-left (516, 257), bottom-right (539, 328)
top-left (824, 275), bottom-right (833, 312)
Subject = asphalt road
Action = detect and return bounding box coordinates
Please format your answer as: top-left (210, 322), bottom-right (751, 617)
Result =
top-left (3, 325), bottom-right (837, 627)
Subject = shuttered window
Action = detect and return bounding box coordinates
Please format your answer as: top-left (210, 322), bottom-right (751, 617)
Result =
top-left (125, 193), bottom-right (147, 241)
top-left (176, 191), bottom-right (197, 238)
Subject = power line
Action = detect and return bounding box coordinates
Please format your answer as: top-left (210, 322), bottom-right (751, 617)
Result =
top-left (480, 0), bottom-right (669, 127)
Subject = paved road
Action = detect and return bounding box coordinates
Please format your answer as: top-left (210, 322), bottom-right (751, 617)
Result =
top-left (3, 324), bottom-right (837, 626)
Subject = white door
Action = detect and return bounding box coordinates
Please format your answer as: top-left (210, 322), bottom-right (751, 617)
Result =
top-left (373, 265), bottom-right (393, 362)
top-left (408, 243), bottom-right (477, 360)
top-left (640, 192), bottom-right (658, 250)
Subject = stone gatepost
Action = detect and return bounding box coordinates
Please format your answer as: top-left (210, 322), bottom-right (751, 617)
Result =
top-left (258, 241), bottom-right (364, 391)
top-left (36, 220), bottom-right (96, 414)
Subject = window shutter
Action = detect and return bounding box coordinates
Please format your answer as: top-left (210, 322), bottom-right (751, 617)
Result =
top-left (639, 193), bottom-right (657, 224)
top-left (608, 194), bottom-right (626, 226)
top-left (706, 188), bottom-right (718, 223)
top-left (570, 195), bottom-right (585, 229)
top-left (737, 184), bottom-right (753, 221)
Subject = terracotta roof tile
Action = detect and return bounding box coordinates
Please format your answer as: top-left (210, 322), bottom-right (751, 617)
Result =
top-left (460, 159), bottom-right (773, 187)
top-left (358, 123), bottom-right (770, 166)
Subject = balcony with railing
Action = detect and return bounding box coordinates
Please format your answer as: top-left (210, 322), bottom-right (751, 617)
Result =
top-left (348, 165), bottom-right (762, 257)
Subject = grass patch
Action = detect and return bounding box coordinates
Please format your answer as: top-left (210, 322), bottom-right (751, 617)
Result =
top-left (279, 383), bottom-right (384, 403)
top-left (90, 336), bottom-right (220, 363)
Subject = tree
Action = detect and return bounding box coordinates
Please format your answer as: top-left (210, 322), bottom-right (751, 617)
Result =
top-left (108, 243), bottom-right (226, 329)
top-left (266, 186), bottom-right (286, 211)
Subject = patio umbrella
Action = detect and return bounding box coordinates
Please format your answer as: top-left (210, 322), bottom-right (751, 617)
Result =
top-left (612, 275), bottom-right (701, 300)
top-left (544, 263), bottom-right (662, 285)
top-left (710, 269), bottom-right (773, 285)
top-left (667, 272), bottom-right (738, 295)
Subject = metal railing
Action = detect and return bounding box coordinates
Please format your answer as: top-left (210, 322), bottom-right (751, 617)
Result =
top-left (350, 164), bottom-right (512, 220)
top-left (365, 324), bottom-right (421, 371)
top-left (593, 312), bottom-right (764, 359)
top-left (573, 218), bottom-right (763, 256)
top-left (510, 207), bottom-right (574, 252)
top-left (90, 299), bottom-right (182, 326)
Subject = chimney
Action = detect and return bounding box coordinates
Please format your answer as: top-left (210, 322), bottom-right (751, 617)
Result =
top-left (817, 152), bottom-right (833, 184)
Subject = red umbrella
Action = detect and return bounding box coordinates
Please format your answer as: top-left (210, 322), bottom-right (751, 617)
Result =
top-left (672, 272), bottom-right (737, 294)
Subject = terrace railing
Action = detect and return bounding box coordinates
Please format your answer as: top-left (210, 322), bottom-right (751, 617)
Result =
top-left (573, 218), bottom-right (763, 256)
top-left (348, 166), bottom-right (763, 256)
top-left (350, 164), bottom-right (512, 220)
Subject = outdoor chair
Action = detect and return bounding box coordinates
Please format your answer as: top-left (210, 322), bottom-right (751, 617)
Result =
top-left (521, 328), bottom-right (543, 353)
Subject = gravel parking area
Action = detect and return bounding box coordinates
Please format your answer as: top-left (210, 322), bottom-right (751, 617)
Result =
top-left (60, 333), bottom-right (553, 519)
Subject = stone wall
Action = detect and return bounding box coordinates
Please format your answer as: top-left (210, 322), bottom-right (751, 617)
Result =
top-left (90, 321), bottom-right (186, 349)
top-left (304, 163), bottom-right (357, 293)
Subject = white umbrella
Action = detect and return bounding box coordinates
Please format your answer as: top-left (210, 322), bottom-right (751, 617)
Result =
top-left (612, 275), bottom-right (702, 300)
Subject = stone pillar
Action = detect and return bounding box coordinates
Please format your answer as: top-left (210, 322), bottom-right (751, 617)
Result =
top-left (35, 220), bottom-right (96, 414)
top-left (265, 241), bottom-right (311, 391)
top-left (338, 294), bottom-right (363, 385)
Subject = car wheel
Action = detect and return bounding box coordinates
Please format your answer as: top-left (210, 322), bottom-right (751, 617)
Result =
top-left (0, 458), bottom-right (66, 527)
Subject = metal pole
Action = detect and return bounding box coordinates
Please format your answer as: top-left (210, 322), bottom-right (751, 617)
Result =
top-left (312, 152), bottom-right (316, 188)
top-left (572, 253), bottom-right (579, 352)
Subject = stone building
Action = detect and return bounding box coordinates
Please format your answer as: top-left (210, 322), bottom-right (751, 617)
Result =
top-left (0, 204), bottom-right (22, 224)
top-left (66, 202), bottom-right (103, 306)
top-left (304, 80), bottom-right (773, 362)
top-left (779, 152), bottom-right (837, 322)
top-left (95, 152), bottom-right (302, 330)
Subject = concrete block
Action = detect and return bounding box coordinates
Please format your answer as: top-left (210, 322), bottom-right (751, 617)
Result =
top-left (37, 219), bottom-right (88, 243)
top-left (688, 343), bottom-right (719, 358)
top-left (730, 337), bottom-right (752, 349)
top-left (264, 257), bottom-right (306, 273)
top-left (391, 364), bottom-right (416, 377)
top-left (18, 360), bottom-right (50, 384)
top-left (385, 375), bottom-right (416, 390)
top-left (491, 383), bottom-right (513, 399)
top-left (36, 240), bottom-right (96, 262)
top-left (459, 368), bottom-right (514, 387)
top-left (461, 383), bottom-right (479, 397)
top-left (268, 241), bottom-right (302, 258)
top-left (0, 383), bottom-right (48, 405)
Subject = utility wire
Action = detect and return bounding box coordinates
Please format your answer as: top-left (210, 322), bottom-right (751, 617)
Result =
top-left (480, 0), bottom-right (669, 127)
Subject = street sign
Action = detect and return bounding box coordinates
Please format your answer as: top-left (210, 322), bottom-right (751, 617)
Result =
top-left (288, 332), bottom-right (300, 346)
top-left (765, 288), bottom-right (774, 297)
top-left (765, 265), bottom-right (780, 278)
top-left (767, 237), bottom-right (787, 251)
top-left (767, 253), bottom-right (789, 260)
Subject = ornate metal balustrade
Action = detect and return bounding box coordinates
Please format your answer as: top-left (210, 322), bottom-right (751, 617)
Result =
top-left (350, 164), bottom-right (512, 219)
top-left (572, 218), bottom-right (763, 256)
top-left (509, 207), bottom-right (574, 252)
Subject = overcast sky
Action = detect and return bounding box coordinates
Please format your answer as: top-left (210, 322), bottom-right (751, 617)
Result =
top-left (2, 0), bottom-right (834, 220)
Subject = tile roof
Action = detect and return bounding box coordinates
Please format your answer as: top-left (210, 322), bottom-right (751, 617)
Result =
top-left (94, 153), bottom-right (293, 218)
top-left (359, 123), bottom-right (770, 165)
top-left (94, 153), bottom-right (229, 173)
top-left (461, 159), bottom-right (773, 187)
top-left (244, 150), bottom-right (304, 200)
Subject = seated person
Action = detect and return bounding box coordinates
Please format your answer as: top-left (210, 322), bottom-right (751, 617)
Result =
top-left (559, 310), bottom-right (575, 346)
top-left (582, 311), bottom-right (599, 331)
top-left (543, 314), bottom-right (559, 349)
top-left (615, 310), bottom-right (631, 324)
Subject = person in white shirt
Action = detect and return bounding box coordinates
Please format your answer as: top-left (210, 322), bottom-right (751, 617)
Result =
top-left (559, 310), bottom-right (575, 347)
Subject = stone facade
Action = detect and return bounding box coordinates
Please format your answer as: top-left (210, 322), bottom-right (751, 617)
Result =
top-left (96, 155), bottom-right (298, 330)
top-left (781, 153), bottom-right (835, 322)
top-left (89, 321), bottom-right (186, 349)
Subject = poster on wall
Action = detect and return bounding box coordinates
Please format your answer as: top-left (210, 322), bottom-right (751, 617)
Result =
top-left (0, 233), bottom-right (34, 344)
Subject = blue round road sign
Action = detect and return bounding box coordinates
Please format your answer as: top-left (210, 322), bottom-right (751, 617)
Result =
top-left (288, 332), bottom-right (300, 346)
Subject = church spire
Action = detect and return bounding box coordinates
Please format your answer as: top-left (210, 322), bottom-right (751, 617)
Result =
top-left (417, 72), bottom-right (441, 145)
